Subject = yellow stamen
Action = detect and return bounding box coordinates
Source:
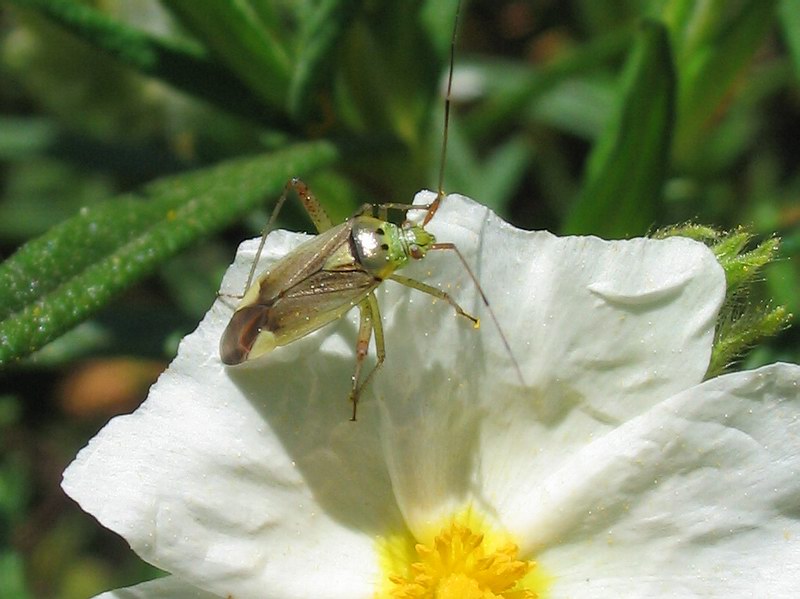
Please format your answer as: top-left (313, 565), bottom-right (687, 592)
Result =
top-left (386, 521), bottom-right (538, 599)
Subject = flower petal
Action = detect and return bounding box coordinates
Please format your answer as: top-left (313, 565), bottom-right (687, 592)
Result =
top-left (524, 363), bottom-right (800, 596)
top-left (94, 576), bottom-right (218, 599)
top-left (63, 192), bottom-right (732, 597)
top-left (381, 192), bottom-right (725, 533)
top-left (63, 230), bottom-right (405, 599)
top-left (404, 191), bottom-right (725, 414)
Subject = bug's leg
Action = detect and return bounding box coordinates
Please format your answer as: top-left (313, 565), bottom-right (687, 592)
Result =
top-left (388, 274), bottom-right (479, 328)
top-left (240, 180), bottom-right (293, 295)
top-left (237, 178), bottom-right (335, 298)
top-left (288, 177), bottom-right (334, 233)
top-left (349, 298), bottom-right (373, 421)
top-left (349, 292), bottom-right (385, 421)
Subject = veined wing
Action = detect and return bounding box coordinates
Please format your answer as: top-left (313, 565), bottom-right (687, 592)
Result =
top-left (263, 267), bottom-right (379, 345)
top-left (221, 222), bottom-right (380, 364)
top-left (252, 220), bottom-right (355, 303)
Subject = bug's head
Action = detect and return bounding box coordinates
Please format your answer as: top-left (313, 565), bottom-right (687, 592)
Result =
top-left (401, 222), bottom-right (436, 261)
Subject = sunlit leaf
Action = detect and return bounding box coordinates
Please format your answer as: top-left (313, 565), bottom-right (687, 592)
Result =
top-left (0, 141), bottom-right (339, 365)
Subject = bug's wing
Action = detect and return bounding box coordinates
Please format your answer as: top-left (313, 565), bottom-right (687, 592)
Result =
top-left (221, 267), bottom-right (379, 365)
top-left (256, 221), bottom-right (354, 298)
top-left (221, 221), bottom-right (379, 364)
top-left (264, 267), bottom-right (380, 347)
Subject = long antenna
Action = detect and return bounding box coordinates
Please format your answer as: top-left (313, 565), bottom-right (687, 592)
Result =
top-left (423, 0), bottom-right (461, 227)
top-left (425, 1), bottom-right (527, 389)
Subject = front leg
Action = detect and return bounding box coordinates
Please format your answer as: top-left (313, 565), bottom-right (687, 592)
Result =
top-left (389, 273), bottom-right (480, 328)
top-left (242, 177), bottom-right (335, 295)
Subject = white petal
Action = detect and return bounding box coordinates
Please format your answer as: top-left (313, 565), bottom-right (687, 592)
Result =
top-left (95, 576), bottom-right (218, 599)
top-left (63, 191), bottom-right (731, 597)
top-left (63, 230), bottom-right (404, 599)
top-left (383, 192), bottom-right (725, 532)
top-left (406, 191), bottom-right (724, 413)
top-left (525, 363), bottom-right (800, 596)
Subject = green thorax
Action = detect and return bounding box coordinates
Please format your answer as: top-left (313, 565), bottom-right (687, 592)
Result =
top-left (351, 216), bottom-right (436, 280)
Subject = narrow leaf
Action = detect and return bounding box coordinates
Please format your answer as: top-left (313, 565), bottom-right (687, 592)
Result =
top-left (564, 21), bottom-right (675, 237)
top-left (7, 0), bottom-right (275, 125)
top-left (665, 0), bottom-right (777, 158)
top-left (778, 0), bottom-right (800, 79)
top-left (0, 141), bottom-right (339, 366)
top-left (442, 114), bottom-right (532, 214)
top-left (160, 0), bottom-right (292, 112)
top-left (464, 29), bottom-right (631, 141)
top-left (708, 305), bottom-right (791, 377)
top-left (419, 0), bottom-right (462, 60)
top-left (288, 0), bottom-right (359, 120)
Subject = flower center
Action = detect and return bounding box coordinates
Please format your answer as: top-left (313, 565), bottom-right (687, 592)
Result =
top-left (387, 521), bottom-right (538, 599)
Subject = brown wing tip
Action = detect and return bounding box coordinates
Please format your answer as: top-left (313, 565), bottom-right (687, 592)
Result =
top-left (219, 306), bottom-right (266, 365)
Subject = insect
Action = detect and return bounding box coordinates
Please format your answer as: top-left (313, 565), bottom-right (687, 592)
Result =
top-left (220, 3), bottom-right (523, 420)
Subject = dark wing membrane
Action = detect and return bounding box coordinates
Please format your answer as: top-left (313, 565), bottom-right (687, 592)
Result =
top-left (264, 268), bottom-right (379, 346)
top-left (220, 305), bottom-right (268, 365)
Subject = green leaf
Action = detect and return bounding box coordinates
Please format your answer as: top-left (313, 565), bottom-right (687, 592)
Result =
top-left (0, 117), bottom-right (57, 160)
top-left (714, 232), bottom-right (780, 290)
top-left (419, 0), bottom-right (462, 60)
top-left (654, 224), bottom-right (792, 376)
top-left (0, 141), bottom-right (339, 366)
top-left (0, 552), bottom-right (31, 599)
top-left (441, 113), bottom-right (532, 214)
top-left (247, 0), bottom-right (284, 33)
top-left (160, 0), bottom-right (292, 112)
top-left (288, 0), bottom-right (360, 120)
top-left (7, 0), bottom-right (274, 125)
top-left (563, 20), bottom-right (675, 237)
top-left (464, 29), bottom-right (631, 141)
top-left (708, 304), bottom-right (791, 377)
top-left (778, 0), bottom-right (800, 79)
top-left (336, 3), bottom-right (443, 146)
top-left (664, 0), bottom-right (777, 159)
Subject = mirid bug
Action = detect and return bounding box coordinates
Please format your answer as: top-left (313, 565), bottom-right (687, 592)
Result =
top-left (219, 3), bottom-right (523, 420)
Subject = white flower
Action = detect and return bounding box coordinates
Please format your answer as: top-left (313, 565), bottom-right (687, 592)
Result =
top-left (63, 192), bottom-right (800, 598)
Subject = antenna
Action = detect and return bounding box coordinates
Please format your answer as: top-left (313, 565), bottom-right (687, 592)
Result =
top-left (423, 1), bottom-right (527, 389)
top-left (423, 0), bottom-right (461, 227)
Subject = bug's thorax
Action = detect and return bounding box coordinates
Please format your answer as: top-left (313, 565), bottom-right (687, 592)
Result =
top-left (351, 215), bottom-right (436, 279)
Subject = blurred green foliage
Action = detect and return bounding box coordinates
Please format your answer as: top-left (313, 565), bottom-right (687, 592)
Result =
top-left (0, 0), bottom-right (797, 596)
